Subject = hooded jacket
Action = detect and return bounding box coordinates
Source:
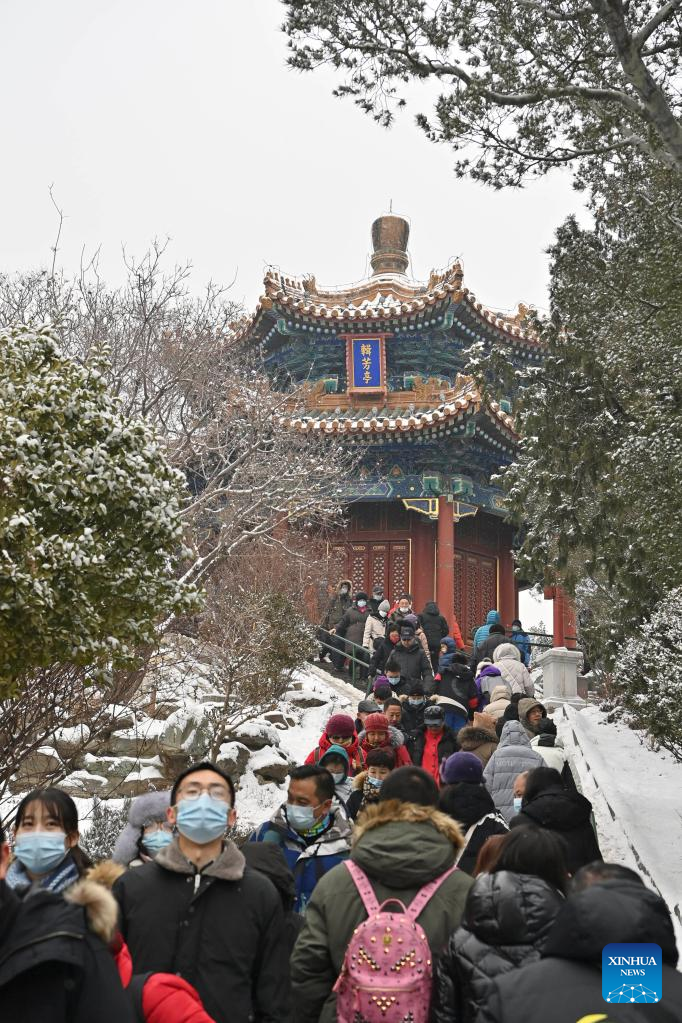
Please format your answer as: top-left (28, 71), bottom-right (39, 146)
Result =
top-left (419, 602), bottom-right (450, 649)
top-left (358, 724), bottom-right (413, 767)
top-left (456, 723), bottom-right (499, 767)
top-left (434, 870), bottom-right (565, 1023)
top-left (486, 685), bottom-right (512, 721)
top-left (510, 627), bottom-right (531, 667)
top-left (318, 744), bottom-right (354, 803)
top-left (113, 837), bottom-right (288, 1023)
top-left (112, 790), bottom-right (171, 867)
top-left (290, 799), bottom-right (474, 1023)
top-left (516, 697), bottom-right (546, 738)
top-left (483, 721), bottom-right (544, 822)
top-left (384, 639), bottom-right (435, 694)
top-left (305, 731), bottom-right (366, 775)
top-left (493, 643), bottom-right (534, 696)
top-left (510, 787), bottom-right (602, 874)
top-left (249, 805), bottom-right (352, 914)
top-left (438, 783), bottom-right (508, 875)
top-left (0, 874), bottom-right (133, 1023)
top-left (478, 880), bottom-right (682, 1023)
top-left (473, 611), bottom-right (501, 652)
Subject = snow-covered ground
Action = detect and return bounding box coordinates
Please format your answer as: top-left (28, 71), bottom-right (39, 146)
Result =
top-left (557, 703), bottom-right (682, 947)
top-left (232, 665), bottom-right (357, 832)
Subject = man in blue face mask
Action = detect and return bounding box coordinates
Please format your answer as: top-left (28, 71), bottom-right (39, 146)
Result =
top-left (113, 761), bottom-right (289, 1023)
top-left (250, 765), bottom-right (352, 913)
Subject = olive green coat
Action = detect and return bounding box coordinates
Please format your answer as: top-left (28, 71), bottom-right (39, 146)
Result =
top-left (290, 799), bottom-right (474, 1023)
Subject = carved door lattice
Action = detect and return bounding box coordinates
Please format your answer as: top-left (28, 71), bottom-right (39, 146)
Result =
top-left (331, 541), bottom-right (410, 600)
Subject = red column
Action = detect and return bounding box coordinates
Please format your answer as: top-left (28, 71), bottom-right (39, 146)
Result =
top-left (411, 514), bottom-right (436, 613)
top-left (498, 547), bottom-right (517, 634)
top-left (437, 496), bottom-right (455, 634)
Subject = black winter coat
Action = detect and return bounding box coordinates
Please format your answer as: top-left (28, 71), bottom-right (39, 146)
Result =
top-left (419, 602), bottom-right (449, 650)
top-left (408, 724), bottom-right (459, 768)
top-left (509, 786), bottom-right (602, 874)
top-left (399, 697), bottom-right (435, 737)
top-left (479, 880), bottom-right (682, 1023)
top-left (334, 605), bottom-right (369, 648)
top-left (0, 880), bottom-right (133, 1023)
top-left (434, 664), bottom-right (478, 713)
top-left (369, 634), bottom-right (401, 675)
top-left (439, 783), bottom-right (509, 875)
top-left (433, 871), bottom-right (564, 1023)
top-left (384, 640), bottom-right (435, 694)
top-left (472, 633), bottom-right (507, 670)
top-left (113, 838), bottom-right (288, 1023)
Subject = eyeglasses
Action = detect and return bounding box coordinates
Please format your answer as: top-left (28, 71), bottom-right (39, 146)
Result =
top-left (176, 784), bottom-right (231, 803)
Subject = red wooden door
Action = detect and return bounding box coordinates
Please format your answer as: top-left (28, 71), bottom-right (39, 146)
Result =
top-left (454, 551), bottom-right (497, 644)
top-left (331, 541), bottom-right (410, 601)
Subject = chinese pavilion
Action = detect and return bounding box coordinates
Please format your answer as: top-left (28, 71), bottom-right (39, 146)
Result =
top-left (241, 215), bottom-right (545, 641)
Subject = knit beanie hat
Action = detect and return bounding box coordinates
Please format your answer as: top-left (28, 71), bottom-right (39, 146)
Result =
top-left (536, 717), bottom-right (557, 736)
top-left (402, 613), bottom-right (419, 627)
top-left (440, 751), bottom-right (483, 786)
top-left (400, 622), bottom-right (416, 638)
top-left (358, 699), bottom-right (379, 715)
top-left (325, 714), bottom-right (355, 738)
top-left (366, 748), bottom-right (395, 770)
top-left (364, 712), bottom-right (389, 733)
top-left (473, 712), bottom-right (497, 733)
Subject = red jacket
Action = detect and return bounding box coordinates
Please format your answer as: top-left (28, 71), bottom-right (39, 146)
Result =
top-left (452, 619), bottom-right (466, 650)
top-left (359, 735), bottom-right (412, 767)
top-left (113, 933), bottom-right (216, 1023)
top-left (305, 732), bottom-right (366, 774)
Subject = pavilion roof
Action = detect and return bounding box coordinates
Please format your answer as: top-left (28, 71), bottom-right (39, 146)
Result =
top-left (281, 376), bottom-right (517, 443)
top-left (239, 260), bottom-right (540, 348)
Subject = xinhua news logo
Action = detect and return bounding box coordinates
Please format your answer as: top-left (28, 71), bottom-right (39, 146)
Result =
top-left (602, 943), bottom-right (662, 1004)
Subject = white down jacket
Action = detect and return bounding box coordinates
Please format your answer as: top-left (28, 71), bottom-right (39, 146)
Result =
top-left (492, 643), bottom-right (534, 697)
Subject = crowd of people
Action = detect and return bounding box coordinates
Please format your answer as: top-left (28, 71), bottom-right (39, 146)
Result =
top-left (0, 590), bottom-right (678, 1021)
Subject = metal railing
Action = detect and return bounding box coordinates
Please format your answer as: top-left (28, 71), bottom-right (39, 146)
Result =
top-left (317, 628), bottom-right (371, 690)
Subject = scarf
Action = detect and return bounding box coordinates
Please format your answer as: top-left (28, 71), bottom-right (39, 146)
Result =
top-left (6, 852), bottom-right (80, 895)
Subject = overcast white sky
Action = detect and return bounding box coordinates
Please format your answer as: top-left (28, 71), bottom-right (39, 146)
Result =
top-left (1, 0), bottom-right (587, 321)
top-left (3, 0), bottom-right (582, 628)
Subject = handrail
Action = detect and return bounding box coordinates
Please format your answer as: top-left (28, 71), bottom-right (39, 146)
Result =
top-left (317, 627), bottom-right (370, 688)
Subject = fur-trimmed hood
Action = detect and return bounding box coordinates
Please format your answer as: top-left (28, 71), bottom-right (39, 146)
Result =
top-left (352, 770), bottom-right (368, 791)
top-left (111, 789), bottom-right (171, 866)
top-left (65, 876), bottom-right (119, 945)
top-left (458, 724), bottom-right (499, 749)
top-left (352, 799), bottom-right (464, 850)
top-left (358, 724), bottom-right (405, 748)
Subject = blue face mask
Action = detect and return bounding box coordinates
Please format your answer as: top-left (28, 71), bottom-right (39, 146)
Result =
top-left (513, 797), bottom-right (523, 814)
top-left (386, 676), bottom-right (400, 687)
top-left (175, 795), bottom-right (229, 844)
top-left (367, 776), bottom-right (383, 789)
top-left (143, 830), bottom-right (173, 856)
top-left (286, 803), bottom-right (318, 832)
top-left (408, 698), bottom-right (425, 706)
top-left (14, 832), bottom-right (68, 875)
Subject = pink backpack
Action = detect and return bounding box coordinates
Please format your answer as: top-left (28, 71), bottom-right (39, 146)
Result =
top-left (333, 860), bottom-right (457, 1023)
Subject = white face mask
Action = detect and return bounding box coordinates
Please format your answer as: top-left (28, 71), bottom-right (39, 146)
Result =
top-left (330, 772), bottom-right (345, 785)
top-left (357, 600), bottom-right (367, 609)
top-left (379, 609), bottom-right (387, 618)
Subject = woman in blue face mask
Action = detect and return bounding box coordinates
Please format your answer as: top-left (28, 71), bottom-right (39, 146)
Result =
top-left (111, 789), bottom-right (173, 867)
top-left (7, 787), bottom-right (92, 894)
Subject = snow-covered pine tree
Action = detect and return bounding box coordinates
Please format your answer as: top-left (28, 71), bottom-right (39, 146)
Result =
top-left (0, 324), bottom-right (198, 695)
top-left (81, 796), bottom-right (131, 861)
top-left (616, 588), bottom-right (682, 762)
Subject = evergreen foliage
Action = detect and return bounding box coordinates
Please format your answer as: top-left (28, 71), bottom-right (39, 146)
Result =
top-left (502, 158), bottom-right (682, 666)
top-left (616, 588), bottom-right (682, 762)
top-left (0, 324), bottom-right (198, 694)
top-left (283, 1), bottom-right (682, 185)
top-left (81, 796), bottom-right (131, 861)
